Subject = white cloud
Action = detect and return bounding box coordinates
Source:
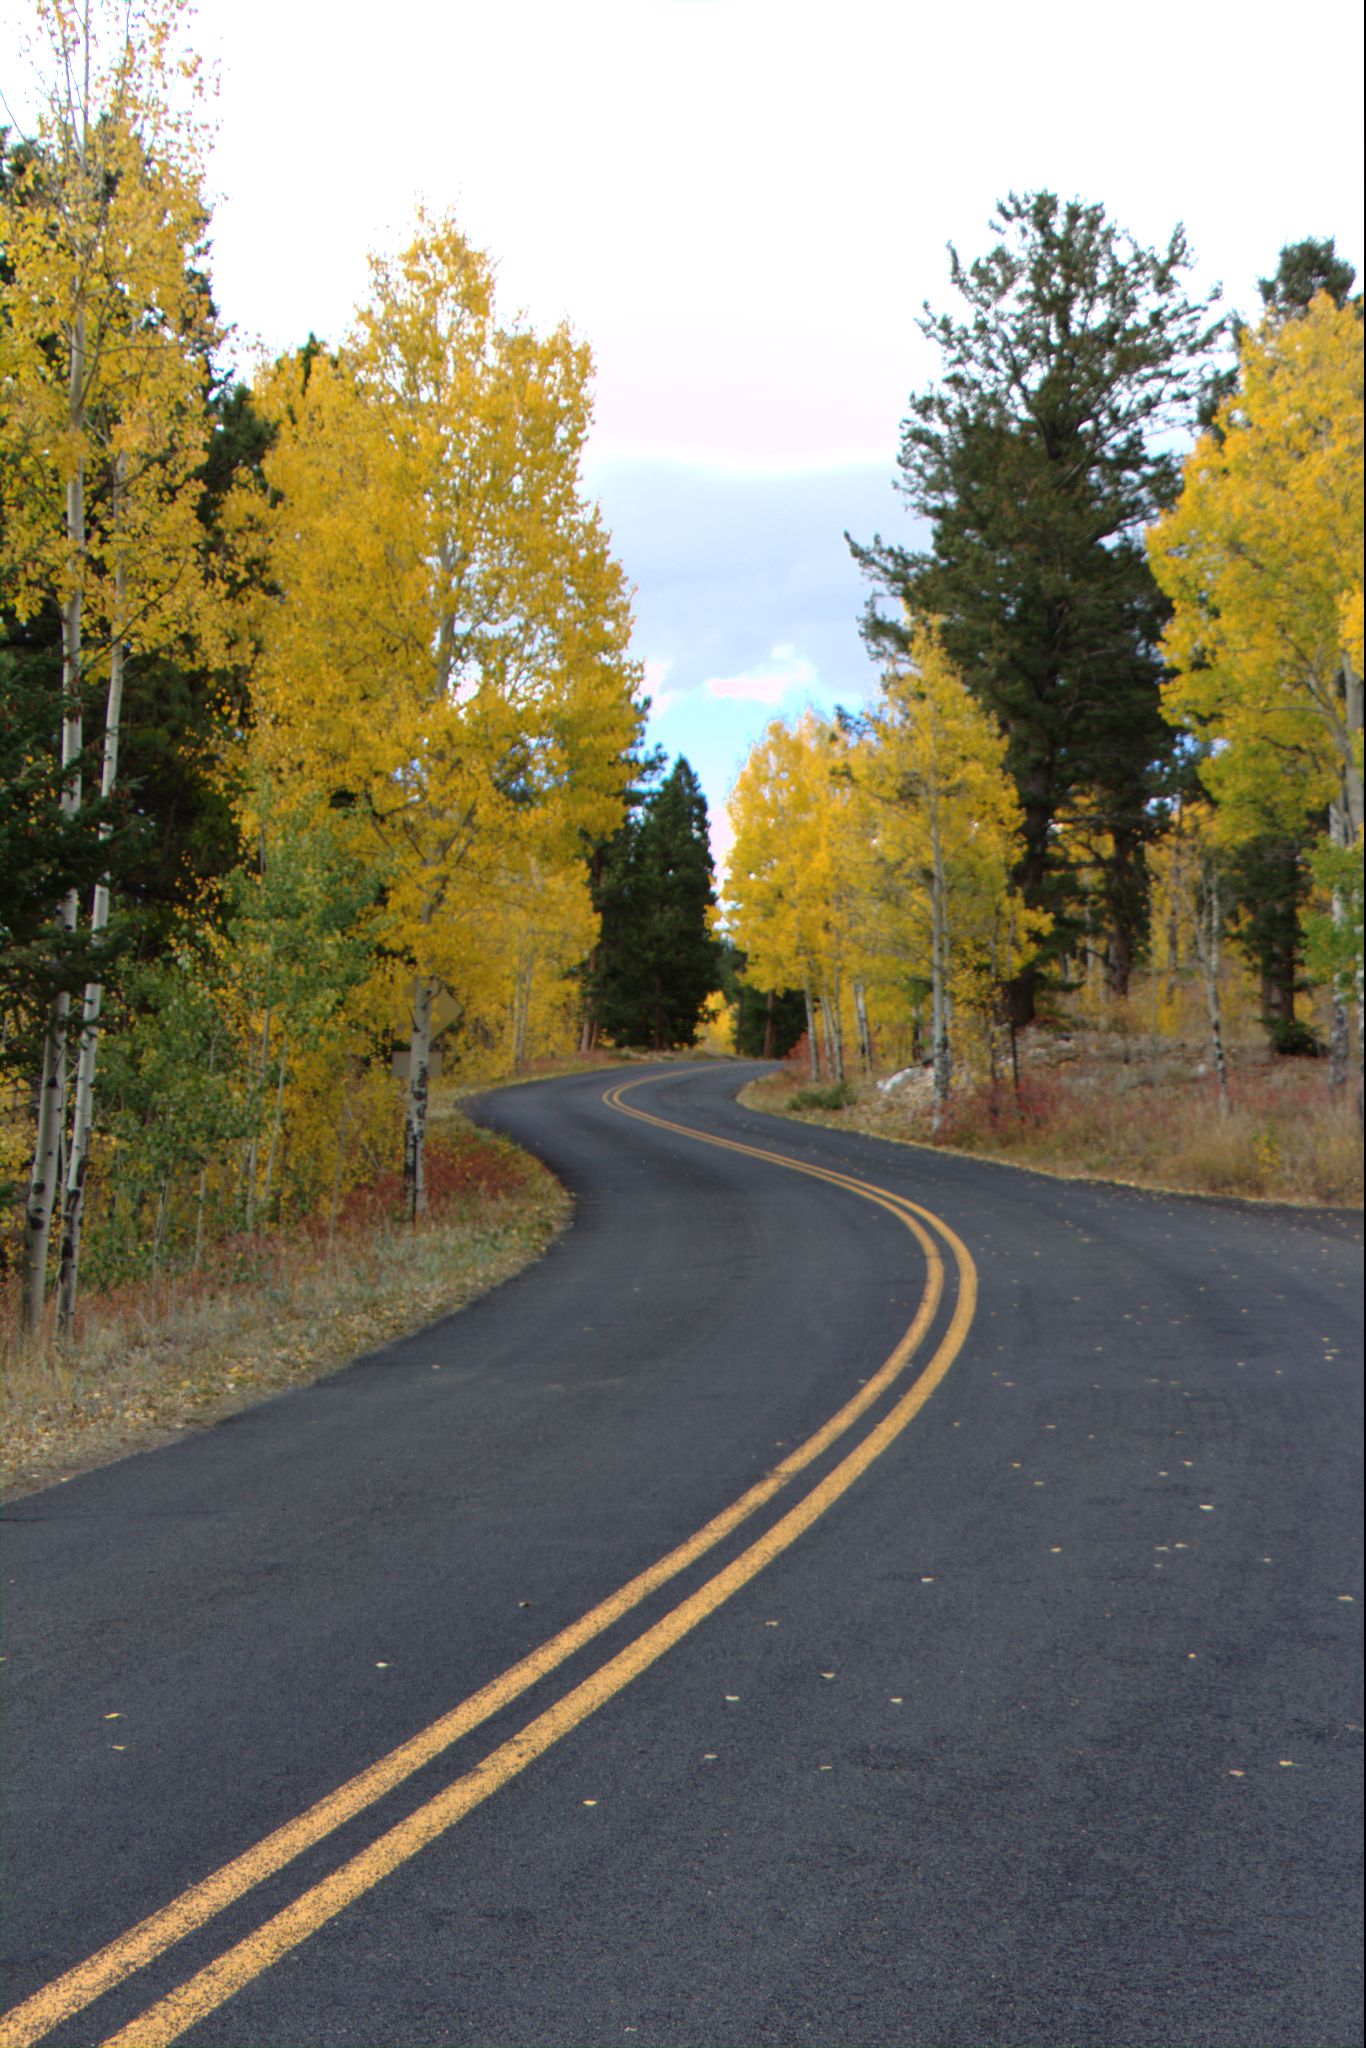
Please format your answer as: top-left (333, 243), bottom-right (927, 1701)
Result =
top-left (643, 655), bottom-right (689, 717)
top-left (704, 644), bottom-right (818, 707)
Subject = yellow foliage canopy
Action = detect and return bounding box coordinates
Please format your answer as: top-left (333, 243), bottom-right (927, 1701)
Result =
top-left (1149, 293), bottom-right (1365, 842)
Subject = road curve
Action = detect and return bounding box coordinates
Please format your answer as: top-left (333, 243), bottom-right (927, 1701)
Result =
top-left (2, 1061), bottom-right (1361, 2047)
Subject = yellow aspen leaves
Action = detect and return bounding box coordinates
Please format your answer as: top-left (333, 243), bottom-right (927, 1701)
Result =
top-left (1149, 293), bottom-right (1364, 845)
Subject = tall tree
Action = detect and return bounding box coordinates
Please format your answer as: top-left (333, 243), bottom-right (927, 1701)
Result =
top-left (1213, 239), bottom-right (1358, 1043)
top-left (1149, 289), bottom-right (1364, 1098)
top-left (859, 621), bottom-right (1042, 1128)
top-left (0, 0), bottom-right (219, 1331)
top-left (850, 191), bottom-right (1222, 1022)
top-left (593, 757), bottom-right (718, 1050)
top-left (725, 714), bottom-right (860, 1078)
top-left (245, 213), bottom-right (643, 1211)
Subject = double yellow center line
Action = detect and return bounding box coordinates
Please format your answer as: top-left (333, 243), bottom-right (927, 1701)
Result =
top-left (2, 1073), bottom-right (977, 2048)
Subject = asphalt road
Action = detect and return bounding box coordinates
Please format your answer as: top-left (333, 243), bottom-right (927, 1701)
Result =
top-left (2, 1062), bottom-right (1361, 2048)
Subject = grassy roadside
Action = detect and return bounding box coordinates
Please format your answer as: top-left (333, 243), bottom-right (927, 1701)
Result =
top-left (741, 1036), bottom-right (1363, 1209)
top-left (1, 1102), bottom-right (570, 1502)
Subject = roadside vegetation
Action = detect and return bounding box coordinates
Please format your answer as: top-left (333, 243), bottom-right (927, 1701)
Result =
top-left (744, 1022), bottom-right (1362, 1208)
top-left (724, 214), bottom-right (1363, 1185)
top-left (0, 1096), bottom-right (569, 1499)
top-left (1, 1), bottom-right (722, 1400)
top-left (3, 6), bottom-right (1360, 1487)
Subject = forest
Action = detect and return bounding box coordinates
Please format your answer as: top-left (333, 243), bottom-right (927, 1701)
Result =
top-left (2, 0), bottom-right (1362, 1369)
top-left (729, 202), bottom-right (1363, 1196)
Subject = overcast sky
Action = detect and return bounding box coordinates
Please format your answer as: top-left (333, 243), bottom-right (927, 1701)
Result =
top-left (4, 0), bottom-right (1363, 863)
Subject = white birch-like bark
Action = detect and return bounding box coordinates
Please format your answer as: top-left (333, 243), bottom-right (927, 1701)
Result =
top-left (1192, 849), bottom-right (1231, 1113)
top-left (854, 980), bottom-right (872, 1076)
top-left (58, 466), bottom-right (128, 1333)
top-left (404, 974), bottom-right (435, 1220)
top-left (930, 815), bottom-right (952, 1134)
top-left (21, 289), bottom-right (87, 1336)
top-left (820, 974), bottom-right (844, 1084)
top-left (803, 982), bottom-right (820, 1080)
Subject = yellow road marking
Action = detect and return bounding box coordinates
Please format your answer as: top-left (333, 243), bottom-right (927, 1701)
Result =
top-left (99, 1195), bottom-right (976, 2048)
top-left (1, 1070), bottom-right (975, 2048)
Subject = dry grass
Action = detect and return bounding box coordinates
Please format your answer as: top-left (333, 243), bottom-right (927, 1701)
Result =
top-left (1, 1106), bottom-right (570, 1501)
top-left (745, 1033), bottom-right (1363, 1209)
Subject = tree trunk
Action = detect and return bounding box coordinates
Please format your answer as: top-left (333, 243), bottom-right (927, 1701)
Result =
top-left (762, 988), bottom-right (775, 1061)
top-left (1106, 925), bottom-right (1135, 999)
top-left (930, 822), bottom-right (953, 1134)
top-left (1005, 785), bottom-right (1052, 1027)
top-left (20, 298), bottom-right (87, 1338)
top-left (513, 960), bottom-right (533, 1070)
top-left (242, 1008), bottom-right (271, 1235)
top-left (58, 503), bottom-right (128, 1335)
top-left (803, 983), bottom-right (820, 1079)
top-left (1103, 825), bottom-right (1143, 998)
top-left (854, 980), bottom-right (872, 1076)
top-left (1193, 850), bottom-right (1231, 1115)
top-left (822, 976), bottom-right (844, 1083)
top-left (404, 974), bottom-right (435, 1222)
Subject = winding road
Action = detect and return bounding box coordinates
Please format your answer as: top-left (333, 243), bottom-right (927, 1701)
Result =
top-left (3, 1062), bottom-right (1362, 2047)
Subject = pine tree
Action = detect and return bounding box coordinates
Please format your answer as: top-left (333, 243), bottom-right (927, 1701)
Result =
top-left (850, 192), bottom-right (1221, 1023)
top-left (593, 758), bottom-right (718, 1049)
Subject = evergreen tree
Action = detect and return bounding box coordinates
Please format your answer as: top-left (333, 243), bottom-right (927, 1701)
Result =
top-left (850, 191), bottom-right (1221, 1023)
top-left (1259, 237), bottom-right (1358, 321)
top-left (593, 757), bottom-right (719, 1049)
top-left (717, 940), bottom-right (806, 1058)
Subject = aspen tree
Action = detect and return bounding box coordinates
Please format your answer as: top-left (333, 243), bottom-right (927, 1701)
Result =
top-left (1150, 293), bottom-right (1365, 1096)
top-left (861, 623), bottom-right (1037, 1131)
top-left (247, 214), bottom-right (641, 1210)
top-left (726, 713), bottom-right (861, 1080)
top-left (0, 0), bottom-right (216, 1331)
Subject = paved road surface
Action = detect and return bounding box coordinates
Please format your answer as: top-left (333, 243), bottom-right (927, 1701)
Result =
top-left (3, 1063), bottom-right (1361, 2046)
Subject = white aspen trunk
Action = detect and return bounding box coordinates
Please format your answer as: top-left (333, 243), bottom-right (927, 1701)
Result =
top-left (404, 975), bottom-right (435, 1221)
top-left (818, 983), bottom-right (836, 1083)
top-left (1193, 851), bottom-right (1231, 1114)
top-left (803, 983), bottom-right (820, 1080)
top-left (930, 823), bottom-right (952, 1135)
top-left (21, 295), bottom-right (87, 1337)
top-left (854, 980), bottom-right (872, 1076)
top-left (822, 974), bottom-right (844, 1084)
top-left (1166, 830), bottom-right (1183, 1016)
top-left (58, 484), bottom-right (127, 1334)
top-left (1333, 659), bottom-right (1363, 1118)
top-left (1326, 796), bottom-right (1351, 1094)
top-left (1342, 654), bottom-right (1364, 842)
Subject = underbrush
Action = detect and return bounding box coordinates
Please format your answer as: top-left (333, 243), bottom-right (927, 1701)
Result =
top-left (746, 1046), bottom-right (1362, 1208)
top-left (786, 1079), bottom-right (857, 1112)
top-left (1, 1114), bottom-right (569, 1500)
